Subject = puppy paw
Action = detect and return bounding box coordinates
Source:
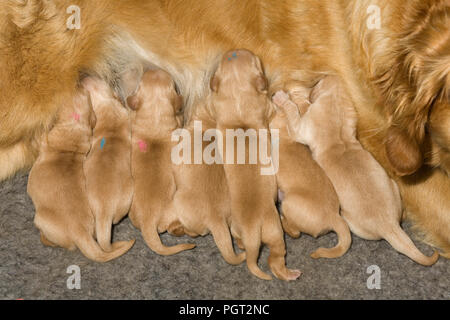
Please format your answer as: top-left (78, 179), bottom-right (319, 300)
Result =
top-left (286, 269), bottom-right (302, 281)
top-left (272, 90), bottom-right (290, 107)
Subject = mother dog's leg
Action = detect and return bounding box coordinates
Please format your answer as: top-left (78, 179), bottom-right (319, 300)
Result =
top-left (0, 142), bottom-right (36, 180)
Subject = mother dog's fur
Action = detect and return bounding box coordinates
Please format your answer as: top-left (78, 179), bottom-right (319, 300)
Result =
top-left (1, 0), bottom-right (449, 256)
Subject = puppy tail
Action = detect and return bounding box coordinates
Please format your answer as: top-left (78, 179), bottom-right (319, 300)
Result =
top-left (75, 228), bottom-right (135, 263)
top-left (210, 221), bottom-right (246, 265)
top-left (141, 224), bottom-right (196, 256)
top-left (310, 216), bottom-right (352, 259)
top-left (242, 225), bottom-right (272, 281)
top-left (385, 225), bottom-right (439, 266)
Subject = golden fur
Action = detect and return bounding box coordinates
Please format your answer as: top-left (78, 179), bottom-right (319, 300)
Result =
top-left (27, 89), bottom-right (134, 262)
top-left (271, 88), bottom-right (351, 259)
top-left (1, 0), bottom-right (449, 256)
top-left (128, 69), bottom-right (195, 256)
top-left (275, 76), bottom-right (439, 266)
top-left (83, 77), bottom-right (134, 252)
top-left (210, 50), bottom-right (301, 280)
top-left (347, 0), bottom-right (450, 176)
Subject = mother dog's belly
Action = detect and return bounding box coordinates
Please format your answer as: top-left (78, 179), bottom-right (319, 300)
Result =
top-left (108, 0), bottom-right (354, 122)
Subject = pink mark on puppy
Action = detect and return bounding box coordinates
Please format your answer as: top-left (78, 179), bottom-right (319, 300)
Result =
top-left (138, 140), bottom-right (148, 153)
top-left (71, 112), bottom-right (80, 122)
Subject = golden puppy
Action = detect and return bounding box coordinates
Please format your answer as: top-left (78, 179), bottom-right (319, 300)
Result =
top-left (210, 49), bottom-right (301, 281)
top-left (27, 89), bottom-right (135, 262)
top-left (274, 76), bottom-right (439, 266)
top-left (82, 77), bottom-right (134, 252)
top-left (128, 69), bottom-right (195, 256)
top-left (169, 103), bottom-right (245, 265)
top-left (270, 88), bottom-right (351, 259)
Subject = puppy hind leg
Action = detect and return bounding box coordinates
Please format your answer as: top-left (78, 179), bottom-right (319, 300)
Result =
top-left (280, 200), bottom-right (301, 238)
top-left (40, 232), bottom-right (57, 247)
top-left (167, 220), bottom-right (186, 237)
top-left (241, 224), bottom-right (272, 280)
top-left (210, 220), bottom-right (245, 265)
top-left (264, 214), bottom-right (302, 281)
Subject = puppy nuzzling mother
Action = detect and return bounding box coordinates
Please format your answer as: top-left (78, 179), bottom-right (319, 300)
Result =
top-left (82, 77), bottom-right (135, 253)
top-left (128, 69), bottom-right (196, 256)
top-left (210, 50), bottom-right (301, 281)
top-left (1, 1), bottom-right (449, 257)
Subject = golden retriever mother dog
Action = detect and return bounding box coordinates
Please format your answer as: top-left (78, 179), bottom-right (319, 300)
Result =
top-left (1, 0), bottom-right (449, 257)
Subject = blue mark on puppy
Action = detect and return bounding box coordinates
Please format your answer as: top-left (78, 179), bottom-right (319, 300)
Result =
top-left (100, 138), bottom-right (106, 150)
top-left (228, 52), bottom-right (238, 61)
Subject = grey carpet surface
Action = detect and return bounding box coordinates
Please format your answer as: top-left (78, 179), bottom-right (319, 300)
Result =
top-left (0, 173), bottom-right (448, 300)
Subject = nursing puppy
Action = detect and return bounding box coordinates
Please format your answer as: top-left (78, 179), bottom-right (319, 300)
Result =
top-left (274, 76), bottom-right (439, 266)
top-left (128, 69), bottom-right (195, 255)
top-left (169, 103), bottom-right (245, 265)
top-left (270, 88), bottom-right (351, 259)
top-left (82, 77), bottom-right (134, 252)
top-left (27, 89), bottom-right (134, 262)
top-left (210, 49), bottom-right (301, 280)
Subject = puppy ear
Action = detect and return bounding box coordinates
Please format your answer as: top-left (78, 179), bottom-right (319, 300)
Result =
top-left (385, 126), bottom-right (423, 176)
top-left (210, 75), bottom-right (220, 92)
top-left (126, 92), bottom-right (140, 111)
top-left (255, 75), bottom-right (268, 93)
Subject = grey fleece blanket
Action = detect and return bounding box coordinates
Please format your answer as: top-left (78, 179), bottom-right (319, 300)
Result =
top-left (0, 173), bottom-right (448, 300)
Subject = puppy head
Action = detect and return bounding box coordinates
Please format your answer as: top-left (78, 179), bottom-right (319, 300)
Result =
top-left (66, 88), bottom-right (97, 132)
top-left (210, 49), bottom-right (270, 124)
top-left (44, 88), bottom-right (96, 152)
top-left (127, 69), bottom-right (183, 119)
top-left (211, 49), bottom-right (268, 95)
